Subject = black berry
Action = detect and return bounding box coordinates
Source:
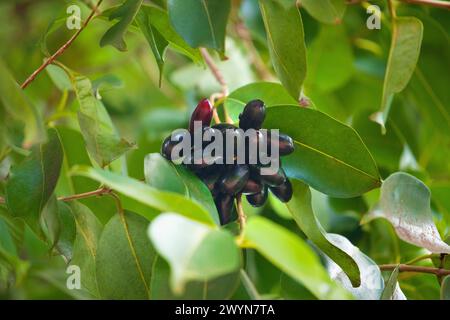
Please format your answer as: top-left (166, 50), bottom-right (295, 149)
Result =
top-left (269, 178), bottom-right (293, 203)
top-left (218, 165), bottom-right (250, 195)
top-left (246, 185), bottom-right (268, 207)
top-left (239, 99), bottom-right (266, 130)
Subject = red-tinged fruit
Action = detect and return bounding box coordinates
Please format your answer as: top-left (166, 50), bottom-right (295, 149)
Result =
top-left (189, 98), bottom-right (213, 132)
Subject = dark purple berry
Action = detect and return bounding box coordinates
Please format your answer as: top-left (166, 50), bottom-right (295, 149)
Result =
top-left (260, 167), bottom-right (287, 187)
top-left (161, 131), bottom-right (189, 160)
top-left (218, 165), bottom-right (249, 195)
top-left (242, 177), bottom-right (263, 194)
top-left (215, 193), bottom-right (235, 225)
top-left (266, 132), bottom-right (294, 156)
top-left (189, 98), bottom-right (213, 132)
top-left (246, 185), bottom-right (268, 207)
top-left (239, 100), bottom-right (266, 130)
top-left (269, 178), bottom-right (293, 203)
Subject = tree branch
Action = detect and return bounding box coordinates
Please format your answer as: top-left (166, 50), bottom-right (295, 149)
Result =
top-left (379, 264), bottom-right (450, 276)
top-left (399, 0), bottom-right (450, 9)
top-left (20, 0), bottom-right (103, 89)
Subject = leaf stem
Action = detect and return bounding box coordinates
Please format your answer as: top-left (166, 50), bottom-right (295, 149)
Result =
top-left (404, 253), bottom-right (436, 265)
top-left (240, 269), bottom-right (261, 300)
top-left (20, 0), bottom-right (103, 89)
top-left (235, 193), bottom-right (246, 232)
top-left (57, 186), bottom-right (112, 202)
top-left (379, 264), bottom-right (450, 276)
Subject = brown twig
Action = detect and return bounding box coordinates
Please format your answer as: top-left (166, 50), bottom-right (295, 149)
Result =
top-left (234, 21), bottom-right (272, 81)
top-left (20, 0), bottom-right (103, 89)
top-left (399, 0), bottom-right (450, 9)
top-left (235, 194), bottom-right (246, 232)
top-left (57, 186), bottom-right (112, 202)
top-left (379, 264), bottom-right (450, 277)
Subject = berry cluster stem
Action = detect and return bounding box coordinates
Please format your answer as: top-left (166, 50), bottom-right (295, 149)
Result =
top-left (379, 264), bottom-right (450, 276)
top-left (236, 193), bottom-right (247, 232)
top-left (20, 0), bottom-right (103, 89)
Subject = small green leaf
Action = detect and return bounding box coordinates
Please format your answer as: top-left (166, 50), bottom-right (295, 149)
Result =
top-left (144, 153), bottom-right (219, 225)
top-left (224, 82), bottom-right (298, 122)
top-left (148, 213), bottom-right (241, 294)
top-left (140, 5), bottom-right (202, 63)
top-left (71, 166), bottom-right (216, 225)
top-left (372, 17), bottom-right (423, 131)
top-left (69, 201), bottom-right (103, 297)
top-left (136, 8), bottom-right (169, 83)
top-left (46, 64), bottom-right (72, 92)
top-left (264, 106), bottom-right (381, 197)
top-left (96, 211), bottom-right (155, 299)
top-left (243, 216), bottom-right (352, 299)
top-left (167, 0), bottom-right (231, 53)
top-left (442, 276), bottom-right (450, 300)
top-left (71, 74), bottom-right (135, 167)
top-left (100, 0), bottom-right (144, 51)
top-left (366, 172), bottom-right (450, 254)
top-left (259, 0), bottom-right (306, 100)
top-left (300, 0), bottom-right (346, 24)
top-left (286, 179), bottom-right (361, 287)
top-left (6, 128), bottom-right (63, 232)
top-left (381, 265), bottom-right (400, 300)
top-left (0, 60), bottom-right (46, 147)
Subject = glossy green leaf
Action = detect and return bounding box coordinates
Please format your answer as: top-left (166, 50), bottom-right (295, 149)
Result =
top-left (5, 128), bottom-right (63, 231)
top-left (0, 60), bottom-right (46, 147)
top-left (150, 254), bottom-right (240, 299)
top-left (442, 276), bottom-right (450, 300)
top-left (381, 265), bottom-right (400, 300)
top-left (148, 213), bottom-right (241, 294)
top-left (71, 166), bottom-right (216, 225)
top-left (224, 82), bottom-right (298, 122)
top-left (72, 74), bottom-right (135, 167)
top-left (69, 201), bottom-right (103, 297)
top-left (46, 64), bottom-right (72, 92)
top-left (96, 211), bottom-right (155, 299)
top-left (100, 0), bottom-right (144, 51)
top-left (366, 172), bottom-right (450, 254)
top-left (144, 153), bottom-right (219, 224)
top-left (243, 216), bottom-right (352, 299)
top-left (140, 5), bottom-right (202, 63)
top-left (259, 0), bottom-right (306, 100)
top-left (305, 25), bottom-right (353, 93)
top-left (300, 0), bottom-right (346, 24)
top-left (286, 179), bottom-right (360, 287)
top-left (264, 106), bottom-right (381, 197)
top-left (136, 8), bottom-right (168, 83)
top-left (372, 17), bottom-right (423, 131)
top-left (167, 0), bottom-right (231, 53)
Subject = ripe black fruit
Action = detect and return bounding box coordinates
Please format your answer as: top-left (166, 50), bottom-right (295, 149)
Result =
top-left (246, 185), bottom-right (268, 207)
top-left (239, 99), bottom-right (266, 130)
top-left (266, 132), bottom-right (295, 156)
top-left (215, 193), bottom-right (235, 225)
top-left (242, 177), bottom-right (263, 194)
top-left (269, 179), bottom-right (293, 203)
top-left (218, 165), bottom-right (250, 195)
top-left (161, 130), bottom-right (189, 160)
top-left (258, 167), bottom-right (287, 187)
top-left (189, 98), bottom-right (213, 132)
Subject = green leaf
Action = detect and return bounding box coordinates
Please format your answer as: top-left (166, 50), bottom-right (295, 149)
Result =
top-left (148, 213), bottom-right (241, 294)
top-left (224, 82), bottom-right (298, 122)
top-left (71, 166), bottom-right (216, 226)
top-left (320, 233), bottom-right (385, 300)
top-left (167, 0), bottom-right (231, 53)
top-left (100, 0), bottom-right (144, 51)
top-left (71, 74), bottom-right (135, 167)
top-left (136, 8), bottom-right (169, 83)
top-left (0, 60), bottom-right (46, 147)
top-left (442, 276), bottom-right (450, 300)
top-left (150, 254), bottom-right (240, 299)
top-left (144, 153), bottom-right (219, 224)
top-left (300, 0), bottom-right (346, 24)
top-left (286, 179), bottom-right (360, 287)
top-left (5, 128), bottom-right (63, 231)
top-left (366, 172), bottom-right (450, 254)
top-left (243, 216), bottom-right (352, 299)
top-left (381, 265), bottom-right (400, 300)
top-left (140, 5), bottom-right (202, 63)
top-left (259, 0), bottom-right (306, 100)
top-left (96, 211), bottom-right (155, 299)
top-left (264, 105), bottom-right (381, 197)
top-left (372, 17), bottom-right (423, 131)
top-left (305, 25), bottom-right (353, 93)
top-left (46, 64), bottom-right (72, 92)
top-left (69, 201), bottom-right (103, 297)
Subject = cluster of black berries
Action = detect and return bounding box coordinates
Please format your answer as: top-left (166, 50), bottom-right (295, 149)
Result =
top-left (161, 99), bottom-right (294, 225)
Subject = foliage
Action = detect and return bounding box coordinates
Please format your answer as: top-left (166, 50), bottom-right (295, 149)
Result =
top-left (0, 0), bottom-right (449, 300)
